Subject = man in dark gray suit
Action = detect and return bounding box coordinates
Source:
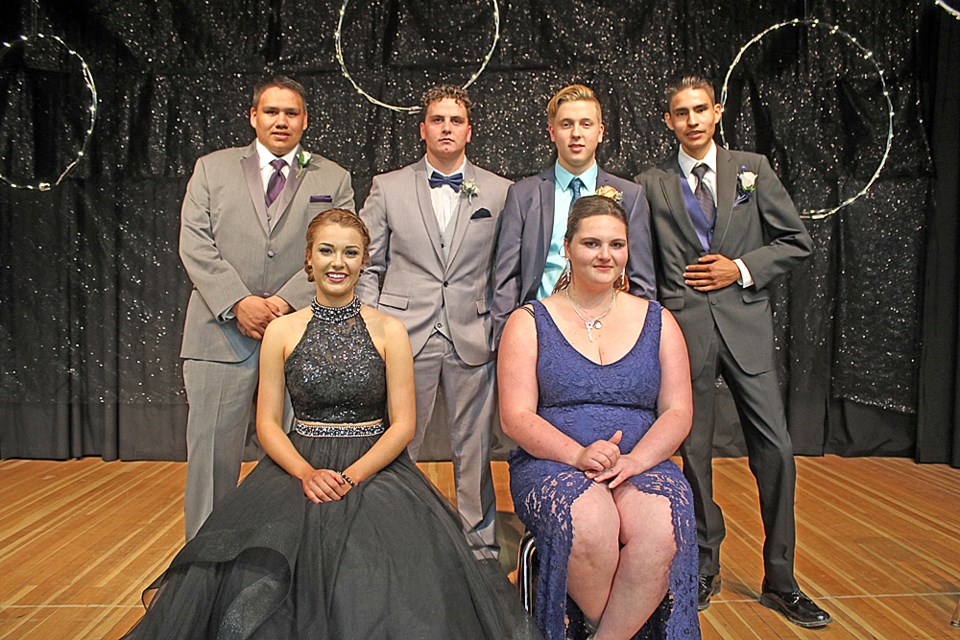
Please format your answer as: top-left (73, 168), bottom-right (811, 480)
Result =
top-left (638, 74), bottom-right (830, 627)
top-left (179, 75), bottom-right (354, 540)
top-left (491, 84), bottom-right (656, 344)
top-left (356, 85), bottom-right (510, 554)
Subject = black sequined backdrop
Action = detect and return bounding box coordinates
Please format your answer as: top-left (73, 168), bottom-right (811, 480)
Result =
top-left (0, 0), bottom-right (956, 464)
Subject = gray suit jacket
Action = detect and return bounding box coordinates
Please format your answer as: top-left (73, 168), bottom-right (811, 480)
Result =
top-left (638, 146), bottom-right (813, 378)
top-left (179, 142), bottom-right (354, 362)
top-left (490, 166), bottom-right (656, 345)
top-left (355, 157), bottom-right (511, 366)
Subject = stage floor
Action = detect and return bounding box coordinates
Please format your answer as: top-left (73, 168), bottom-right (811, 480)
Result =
top-left (0, 456), bottom-right (957, 639)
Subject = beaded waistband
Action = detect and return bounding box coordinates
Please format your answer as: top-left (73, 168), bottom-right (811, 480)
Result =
top-left (294, 419), bottom-right (385, 438)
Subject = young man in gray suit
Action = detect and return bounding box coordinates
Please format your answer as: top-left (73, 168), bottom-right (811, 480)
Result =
top-left (356, 85), bottom-right (510, 555)
top-left (491, 84), bottom-right (656, 345)
top-left (179, 75), bottom-right (354, 540)
top-left (638, 75), bottom-right (830, 627)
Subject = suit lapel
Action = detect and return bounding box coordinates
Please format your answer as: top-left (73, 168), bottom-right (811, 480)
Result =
top-left (271, 150), bottom-right (307, 231)
top-left (538, 167), bottom-right (556, 262)
top-left (710, 147), bottom-right (737, 252)
top-left (241, 145), bottom-right (270, 235)
top-left (658, 158), bottom-right (703, 250)
top-left (413, 158), bottom-right (444, 262)
top-left (445, 160), bottom-right (474, 267)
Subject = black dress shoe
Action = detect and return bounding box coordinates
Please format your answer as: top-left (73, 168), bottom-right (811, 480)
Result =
top-left (760, 586), bottom-right (832, 628)
top-left (697, 574), bottom-right (721, 611)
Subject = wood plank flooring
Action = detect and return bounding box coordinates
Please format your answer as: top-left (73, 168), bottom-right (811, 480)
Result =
top-left (1, 456), bottom-right (957, 639)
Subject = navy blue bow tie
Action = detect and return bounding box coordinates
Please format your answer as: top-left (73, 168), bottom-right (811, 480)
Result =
top-left (429, 171), bottom-right (463, 192)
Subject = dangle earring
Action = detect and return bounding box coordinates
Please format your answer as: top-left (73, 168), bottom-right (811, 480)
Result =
top-left (616, 269), bottom-right (626, 291)
top-left (553, 258), bottom-right (573, 294)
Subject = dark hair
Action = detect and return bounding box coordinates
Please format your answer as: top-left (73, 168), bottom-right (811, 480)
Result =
top-left (252, 75), bottom-right (308, 112)
top-left (553, 195), bottom-right (630, 293)
top-left (420, 84), bottom-right (474, 121)
top-left (663, 74), bottom-right (716, 111)
top-left (304, 209), bottom-right (371, 281)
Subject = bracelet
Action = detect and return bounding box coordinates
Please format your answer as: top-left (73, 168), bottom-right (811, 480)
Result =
top-left (338, 471), bottom-right (356, 487)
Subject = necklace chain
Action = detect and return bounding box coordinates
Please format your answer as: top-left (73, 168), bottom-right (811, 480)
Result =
top-left (565, 289), bottom-right (617, 343)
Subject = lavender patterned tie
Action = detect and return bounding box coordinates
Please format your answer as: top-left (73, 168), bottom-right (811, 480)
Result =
top-left (265, 158), bottom-right (287, 207)
top-left (692, 163), bottom-right (716, 224)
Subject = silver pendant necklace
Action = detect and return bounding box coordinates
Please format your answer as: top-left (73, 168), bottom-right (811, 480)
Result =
top-left (565, 289), bottom-right (617, 342)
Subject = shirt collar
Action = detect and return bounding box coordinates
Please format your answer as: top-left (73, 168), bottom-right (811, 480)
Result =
top-left (256, 140), bottom-right (300, 170)
top-left (425, 157), bottom-right (467, 178)
top-left (678, 141), bottom-right (717, 177)
top-left (554, 160), bottom-right (598, 191)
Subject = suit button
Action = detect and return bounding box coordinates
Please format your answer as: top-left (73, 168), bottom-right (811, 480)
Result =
top-left (443, 281), bottom-right (449, 287)
top-left (262, 292), bottom-right (270, 298)
top-left (710, 298), bottom-right (718, 306)
top-left (435, 322), bottom-right (443, 329)
top-left (267, 250), bottom-right (275, 258)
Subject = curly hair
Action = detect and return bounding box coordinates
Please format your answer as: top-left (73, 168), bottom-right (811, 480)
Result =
top-left (419, 84), bottom-right (474, 120)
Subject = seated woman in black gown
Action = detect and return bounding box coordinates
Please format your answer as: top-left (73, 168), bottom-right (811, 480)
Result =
top-left (499, 196), bottom-right (700, 639)
top-left (124, 209), bottom-right (540, 640)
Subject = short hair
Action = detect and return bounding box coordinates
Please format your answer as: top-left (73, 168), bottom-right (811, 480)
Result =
top-left (304, 209), bottom-right (371, 281)
top-left (663, 75), bottom-right (717, 111)
top-left (252, 75), bottom-right (308, 112)
top-left (546, 84), bottom-right (602, 124)
top-left (420, 84), bottom-right (474, 121)
top-left (553, 195), bottom-right (630, 293)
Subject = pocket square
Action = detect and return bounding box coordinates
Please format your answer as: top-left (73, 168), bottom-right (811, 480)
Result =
top-left (733, 192), bottom-right (752, 206)
top-left (470, 208), bottom-right (492, 220)
top-left (310, 195), bottom-right (333, 203)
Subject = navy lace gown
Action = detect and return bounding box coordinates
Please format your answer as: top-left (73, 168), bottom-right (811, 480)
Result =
top-left (510, 300), bottom-right (700, 640)
top-left (124, 301), bottom-right (541, 640)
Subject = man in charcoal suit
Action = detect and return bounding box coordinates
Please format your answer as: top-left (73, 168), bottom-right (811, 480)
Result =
top-left (356, 85), bottom-right (510, 555)
top-left (491, 84), bottom-right (656, 344)
top-left (179, 75), bottom-right (354, 540)
top-left (638, 74), bottom-right (830, 627)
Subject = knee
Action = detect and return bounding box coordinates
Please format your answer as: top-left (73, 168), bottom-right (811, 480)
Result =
top-left (570, 526), bottom-right (620, 566)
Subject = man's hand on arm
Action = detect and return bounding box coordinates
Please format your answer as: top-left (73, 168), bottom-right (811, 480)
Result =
top-left (232, 296), bottom-right (283, 340)
top-left (683, 254), bottom-right (741, 292)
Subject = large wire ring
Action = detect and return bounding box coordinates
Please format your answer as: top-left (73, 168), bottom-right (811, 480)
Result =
top-left (0, 33), bottom-right (98, 191)
top-left (935, 0), bottom-right (960, 20)
top-left (719, 19), bottom-right (894, 219)
top-left (335, 0), bottom-right (500, 113)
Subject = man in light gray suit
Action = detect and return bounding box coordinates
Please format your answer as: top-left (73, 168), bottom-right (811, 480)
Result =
top-left (638, 74), bottom-right (829, 627)
top-left (179, 75), bottom-right (354, 540)
top-left (356, 85), bottom-right (510, 554)
top-left (491, 84), bottom-right (656, 345)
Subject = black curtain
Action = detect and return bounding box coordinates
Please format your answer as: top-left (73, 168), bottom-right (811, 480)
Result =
top-left (917, 7), bottom-right (960, 467)
top-left (0, 0), bottom-right (951, 464)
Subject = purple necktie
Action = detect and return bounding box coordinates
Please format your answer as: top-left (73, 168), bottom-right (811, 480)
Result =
top-left (692, 163), bottom-right (716, 224)
top-left (265, 158), bottom-right (287, 207)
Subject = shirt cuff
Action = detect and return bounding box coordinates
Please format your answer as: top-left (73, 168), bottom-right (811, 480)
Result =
top-left (734, 258), bottom-right (754, 288)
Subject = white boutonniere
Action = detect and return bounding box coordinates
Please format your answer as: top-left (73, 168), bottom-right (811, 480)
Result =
top-left (461, 179), bottom-right (479, 203)
top-left (738, 168), bottom-right (757, 192)
top-left (595, 185), bottom-right (624, 203)
top-left (296, 150), bottom-right (312, 178)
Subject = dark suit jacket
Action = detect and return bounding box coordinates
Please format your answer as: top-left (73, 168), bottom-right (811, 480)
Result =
top-left (638, 146), bottom-right (813, 378)
top-left (491, 166), bottom-right (656, 345)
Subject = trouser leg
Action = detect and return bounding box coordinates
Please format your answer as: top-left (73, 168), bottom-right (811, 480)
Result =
top-left (407, 333), bottom-right (445, 461)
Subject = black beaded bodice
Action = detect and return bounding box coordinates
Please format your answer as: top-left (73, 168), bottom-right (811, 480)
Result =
top-left (284, 303), bottom-right (386, 424)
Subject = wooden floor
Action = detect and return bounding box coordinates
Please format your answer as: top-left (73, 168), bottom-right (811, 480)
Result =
top-left (0, 456), bottom-right (957, 639)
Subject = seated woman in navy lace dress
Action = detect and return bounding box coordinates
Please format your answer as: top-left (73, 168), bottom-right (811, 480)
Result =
top-left (499, 196), bottom-right (701, 640)
top-left (123, 209), bottom-right (541, 640)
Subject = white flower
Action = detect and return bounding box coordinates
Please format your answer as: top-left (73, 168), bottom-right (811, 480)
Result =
top-left (461, 179), bottom-right (479, 203)
top-left (296, 150), bottom-right (312, 177)
top-left (738, 170), bottom-right (757, 192)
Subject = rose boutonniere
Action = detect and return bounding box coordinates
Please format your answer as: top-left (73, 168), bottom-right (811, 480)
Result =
top-left (738, 167), bottom-right (757, 193)
top-left (296, 150), bottom-right (312, 178)
top-left (595, 185), bottom-right (623, 203)
top-left (461, 179), bottom-right (479, 204)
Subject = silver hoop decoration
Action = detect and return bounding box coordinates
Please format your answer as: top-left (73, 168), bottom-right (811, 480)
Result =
top-left (335, 0), bottom-right (500, 113)
top-left (0, 33), bottom-right (98, 191)
top-left (719, 19), bottom-right (895, 219)
top-left (935, 0), bottom-right (960, 20)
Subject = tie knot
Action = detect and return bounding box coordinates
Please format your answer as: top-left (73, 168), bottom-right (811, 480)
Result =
top-left (270, 158), bottom-right (287, 171)
top-left (429, 171), bottom-right (463, 192)
top-left (569, 177), bottom-right (584, 195)
top-left (692, 163), bottom-right (709, 180)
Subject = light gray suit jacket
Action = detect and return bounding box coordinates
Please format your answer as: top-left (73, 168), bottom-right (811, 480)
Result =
top-left (638, 147), bottom-right (813, 378)
top-left (179, 142), bottom-right (354, 363)
top-left (490, 166), bottom-right (656, 345)
top-left (356, 157), bottom-right (511, 366)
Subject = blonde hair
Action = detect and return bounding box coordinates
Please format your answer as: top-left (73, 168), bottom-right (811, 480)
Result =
top-left (546, 84), bottom-right (602, 124)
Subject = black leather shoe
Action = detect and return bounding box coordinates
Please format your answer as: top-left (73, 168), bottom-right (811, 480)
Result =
top-left (697, 574), bottom-right (721, 611)
top-left (760, 587), bottom-right (832, 628)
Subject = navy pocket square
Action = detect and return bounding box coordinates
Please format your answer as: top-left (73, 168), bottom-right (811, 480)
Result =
top-left (310, 195), bottom-right (333, 203)
top-left (733, 192), bottom-right (752, 206)
top-left (470, 208), bottom-right (492, 220)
